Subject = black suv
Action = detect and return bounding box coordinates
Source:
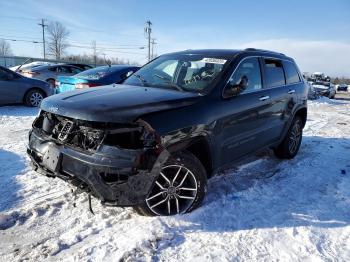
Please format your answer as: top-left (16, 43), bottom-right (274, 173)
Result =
top-left (27, 49), bottom-right (308, 216)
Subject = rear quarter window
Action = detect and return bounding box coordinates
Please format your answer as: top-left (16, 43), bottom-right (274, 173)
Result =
top-left (263, 59), bottom-right (286, 88)
top-left (283, 61), bottom-right (301, 84)
top-left (48, 67), bottom-right (58, 72)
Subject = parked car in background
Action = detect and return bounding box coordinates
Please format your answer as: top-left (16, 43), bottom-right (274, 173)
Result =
top-left (307, 82), bottom-right (318, 100)
top-left (56, 65), bottom-right (140, 93)
top-left (337, 84), bottom-right (348, 92)
top-left (65, 63), bottom-right (93, 71)
top-left (312, 82), bottom-right (336, 98)
top-left (0, 65), bottom-right (53, 107)
top-left (10, 61), bottom-right (56, 73)
top-left (21, 64), bottom-right (84, 87)
top-left (28, 48), bottom-right (308, 216)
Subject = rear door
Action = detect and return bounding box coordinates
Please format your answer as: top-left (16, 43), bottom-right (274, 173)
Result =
top-left (218, 56), bottom-right (275, 165)
top-left (262, 58), bottom-right (299, 141)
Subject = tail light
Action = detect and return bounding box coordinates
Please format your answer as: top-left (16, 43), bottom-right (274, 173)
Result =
top-left (75, 83), bottom-right (98, 89)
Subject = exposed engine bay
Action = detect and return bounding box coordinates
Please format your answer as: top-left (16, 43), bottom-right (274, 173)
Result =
top-left (27, 110), bottom-right (169, 207)
top-left (32, 111), bottom-right (158, 152)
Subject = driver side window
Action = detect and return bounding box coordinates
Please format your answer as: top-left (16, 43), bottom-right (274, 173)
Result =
top-left (228, 57), bottom-right (262, 94)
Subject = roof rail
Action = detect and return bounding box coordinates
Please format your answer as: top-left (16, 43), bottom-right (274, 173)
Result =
top-left (244, 48), bottom-right (285, 56)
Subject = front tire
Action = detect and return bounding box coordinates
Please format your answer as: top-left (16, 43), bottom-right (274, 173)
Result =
top-left (134, 151), bottom-right (207, 216)
top-left (25, 89), bottom-right (45, 107)
top-left (274, 116), bottom-right (303, 159)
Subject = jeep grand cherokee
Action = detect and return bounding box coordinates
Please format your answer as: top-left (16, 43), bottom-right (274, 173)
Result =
top-left (27, 48), bottom-right (308, 216)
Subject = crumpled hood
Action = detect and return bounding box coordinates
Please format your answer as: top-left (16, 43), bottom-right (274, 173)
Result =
top-left (41, 84), bottom-right (201, 123)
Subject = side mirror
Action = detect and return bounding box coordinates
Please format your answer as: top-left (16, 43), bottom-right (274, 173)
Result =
top-left (225, 75), bottom-right (248, 97)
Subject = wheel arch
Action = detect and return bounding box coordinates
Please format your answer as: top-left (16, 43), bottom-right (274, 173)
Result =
top-left (23, 87), bottom-right (47, 103)
top-left (166, 135), bottom-right (213, 178)
top-left (46, 77), bottom-right (55, 82)
top-left (294, 106), bottom-right (307, 128)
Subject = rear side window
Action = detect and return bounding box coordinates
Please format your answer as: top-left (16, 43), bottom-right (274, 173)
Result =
top-left (263, 59), bottom-right (285, 88)
top-left (70, 67), bottom-right (83, 74)
top-left (48, 66), bottom-right (58, 72)
top-left (283, 61), bottom-right (301, 84)
top-left (58, 66), bottom-right (72, 73)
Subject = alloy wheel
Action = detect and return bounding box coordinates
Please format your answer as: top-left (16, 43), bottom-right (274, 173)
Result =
top-left (146, 164), bottom-right (198, 216)
top-left (29, 92), bottom-right (44, 107)
top-left (288, 121), bottom-right (302, 154)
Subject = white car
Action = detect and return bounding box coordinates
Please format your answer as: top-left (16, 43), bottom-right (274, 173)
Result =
top-left (10, 61), bottom-right (56, 73)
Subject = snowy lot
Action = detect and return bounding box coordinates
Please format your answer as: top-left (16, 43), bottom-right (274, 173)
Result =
top-left (0, 97), bottom-right (350, 261)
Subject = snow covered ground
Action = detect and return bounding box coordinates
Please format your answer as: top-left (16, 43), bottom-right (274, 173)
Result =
top-left (0, 97), bottom-right (349, 261)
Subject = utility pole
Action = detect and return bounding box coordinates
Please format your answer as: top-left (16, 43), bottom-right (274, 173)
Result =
top-left (144, 20), bottom-right (152, 61)
top-left (151, 38), bottom-right (157, 59)
top-left (38, 19), bottom-right (48, 59)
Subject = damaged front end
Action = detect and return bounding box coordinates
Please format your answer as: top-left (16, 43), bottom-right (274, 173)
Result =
top-left (27, 111), bottom-right (169, 206)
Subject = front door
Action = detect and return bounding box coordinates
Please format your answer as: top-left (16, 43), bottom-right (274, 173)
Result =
top-left (217, 56), bottom-right (276, 166)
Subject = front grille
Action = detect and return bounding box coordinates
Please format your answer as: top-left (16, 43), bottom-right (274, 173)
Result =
top-left (58, 121), bottom-right (74, 141)
top-left (34, 112), bottom-right (105, 152)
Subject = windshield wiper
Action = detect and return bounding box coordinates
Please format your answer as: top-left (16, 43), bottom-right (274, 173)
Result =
top-left (153, 74), bottom-right (185, 92)
top-left (163, 82), bottom-right (185, 92)
top-left (133, 74), bottom-right (149, 87)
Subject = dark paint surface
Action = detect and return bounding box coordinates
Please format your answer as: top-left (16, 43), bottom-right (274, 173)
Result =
top-left (41, 84), bottom-right (202, 122)
top-left (41, 49), bottom-right (308, 171)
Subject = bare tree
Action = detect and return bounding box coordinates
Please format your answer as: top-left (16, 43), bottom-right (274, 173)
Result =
top-left (91, 40), bottom-right (98, 66)
top-left (47, 21), bottom-right (70, 60)
top-left (0, 39), bottom-right (13, 56)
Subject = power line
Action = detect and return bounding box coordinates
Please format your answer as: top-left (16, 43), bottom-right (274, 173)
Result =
top-left (67, 43), bottom-right (145, 50)
top-left (0, 37), bottom-right (43, 44)
top-left (0, 34), bottom-right (42, 41)
top-left (0, 15), bottom-right (39, 21)
top-left (67, 39), bottom-right (145, 48)
top-left (38, 19), bottom-right (48, 59)
top-left (67, 45), bottom-right (145, 55)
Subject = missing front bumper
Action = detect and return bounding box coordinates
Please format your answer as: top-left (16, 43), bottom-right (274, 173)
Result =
top-left (27, 129), bottom-right (168, 206)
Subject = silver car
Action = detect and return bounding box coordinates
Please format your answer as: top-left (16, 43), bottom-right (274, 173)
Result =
top-left (0, 65), bottom-right (53, 107)
top-left (21, 64), bottom-right (84, 87)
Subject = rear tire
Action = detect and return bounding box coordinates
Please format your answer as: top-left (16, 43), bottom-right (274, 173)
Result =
top-left (134, 150), bottom-right (207, 216)
top-left (25, 89), bottom-right (45, 107)
top-left (274, 116), bottom-right (303, 159)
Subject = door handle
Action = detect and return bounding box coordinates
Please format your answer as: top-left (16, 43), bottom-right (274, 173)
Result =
top-left (259, 95), bottom-right (270, 101)
top-left (288, 89), bottom-right (296, 94)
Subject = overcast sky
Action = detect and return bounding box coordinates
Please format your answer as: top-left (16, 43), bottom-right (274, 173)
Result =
top-left (1, 0), bottom-right (350, 77)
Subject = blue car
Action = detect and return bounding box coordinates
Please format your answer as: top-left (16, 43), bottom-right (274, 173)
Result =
top-left (56, 65), bottom-right (140, 93)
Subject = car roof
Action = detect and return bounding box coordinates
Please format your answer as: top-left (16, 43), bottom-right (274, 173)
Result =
top-left (75, 65), bottom-right (139, 75)
top-left (163, 48), bottom-right (293, 61)
top-left (30, 63), bottom-right (82, 71)
top-left (93, 65), bottom-right (139, 70)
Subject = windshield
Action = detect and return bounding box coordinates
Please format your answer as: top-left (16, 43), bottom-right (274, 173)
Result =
top-left (123, 54), bottom-right (229, 93)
